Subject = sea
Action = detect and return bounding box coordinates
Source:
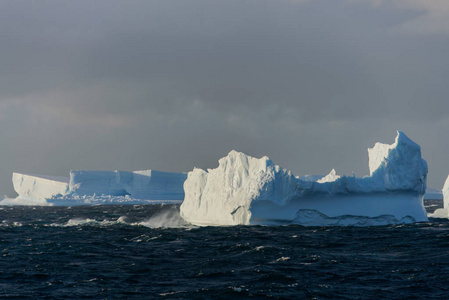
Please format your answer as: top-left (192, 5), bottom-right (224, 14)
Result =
top-left (1, 201), bottom-right (449, 299)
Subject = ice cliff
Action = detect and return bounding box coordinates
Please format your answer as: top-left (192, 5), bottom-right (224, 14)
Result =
top-left (180, 131), bottom-right (429, 226)
top-left (69, 170), bottom-right (186, 200)
top-left (11, 173), bottom-right (70, 205)
top-left (9, 170), bottom-right (187, 206)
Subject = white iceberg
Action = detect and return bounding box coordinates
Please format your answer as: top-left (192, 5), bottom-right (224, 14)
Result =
top-left (5, 170), bottom-right (187, 206)
top-left (180, 131), bottom-right (429, 226)
top-left (11, 173), bottom-right (69, 203)
top-left (68, 170), bottom-right (186, 200)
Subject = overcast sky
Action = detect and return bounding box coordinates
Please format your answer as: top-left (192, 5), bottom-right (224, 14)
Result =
top-left (1, 0), bottom-right (448, 196)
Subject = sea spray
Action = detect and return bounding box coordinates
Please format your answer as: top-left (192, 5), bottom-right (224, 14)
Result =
top-left (138, 206), bottom-right (189, 228)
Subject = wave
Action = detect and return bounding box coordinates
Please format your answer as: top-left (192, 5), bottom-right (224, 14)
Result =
top-left (293, 209), bottom-right (417, 226)
top-left (46, 207), bottom-right (191, 229)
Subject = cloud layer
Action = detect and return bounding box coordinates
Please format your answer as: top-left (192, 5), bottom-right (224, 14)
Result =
top-left (0, 0), bottom-right (448, 195)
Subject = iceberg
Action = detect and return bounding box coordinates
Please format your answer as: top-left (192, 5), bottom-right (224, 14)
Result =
top-left (7, 170), bottom-right (187, 206)
top-left (10, 173), bottom-right (70, 205)
top-left (423, 188), bottom-right (443, 200)
top-left (428, 175), bottom-right (449, 218)
top-left (293, 209), bottom-right (416, 227)
top-left (180, 131), bottom-right (429, 226)
top-left (68, 170), bottom-right (186, 200)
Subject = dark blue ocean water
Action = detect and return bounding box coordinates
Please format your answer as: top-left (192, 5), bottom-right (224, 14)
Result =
top-left (1, 203), bottom-right (449, 299)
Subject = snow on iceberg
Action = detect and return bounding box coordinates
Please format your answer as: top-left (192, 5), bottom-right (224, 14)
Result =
top-left (180, 131), bottom-right (428, 226)
top-left (317, 169), bottom-right (340, 183)
top-left (6, 170), bottom-right (187, 206)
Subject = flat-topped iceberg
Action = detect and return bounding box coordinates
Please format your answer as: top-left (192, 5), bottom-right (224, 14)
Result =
top-left (8, 173), bottom-right (70, 205)
top-left (180, 131), bottom-right (428, 226)
top-left (68, 170), bottom-right (186, 200)
top-left (428, 175), bottom-right (449, 218)
top-left (6, 170), bottom-right (187, 206)
top-left (423, 188), bottom-right (443, 200)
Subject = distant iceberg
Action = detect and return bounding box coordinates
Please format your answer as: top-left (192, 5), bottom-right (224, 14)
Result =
top-left (423, 188), bottom-right (443, 200)
top-left (180, 131), bottom-right (429, 226)
top-left (6, 170), bottom-right (187, 206)
top-left (428, 175), bottom-right (449, 218)
top-left (12, 173), bottom-right (69, 203)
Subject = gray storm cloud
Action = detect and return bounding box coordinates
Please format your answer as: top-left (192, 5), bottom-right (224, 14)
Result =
top-left (0, 0), bottom-right (448, 196)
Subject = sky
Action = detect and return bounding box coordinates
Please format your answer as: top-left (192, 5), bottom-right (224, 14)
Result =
top-left (1, 0), bottom-right (449, 196)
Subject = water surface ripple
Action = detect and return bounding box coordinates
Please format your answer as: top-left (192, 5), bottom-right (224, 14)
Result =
top-left (1, 205), bottom-right (448, 299)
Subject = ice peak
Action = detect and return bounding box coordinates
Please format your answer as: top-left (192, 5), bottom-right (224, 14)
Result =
top-left (317, 169), bottom-right (340, 183)
top-left (396, 130), bottom-right (417, 147)
top-left (367, 131), bottom-right (427, 193)
top-left (219, 150), bottom-right (272, 170)
top-left (368, 131), bottom-right (423, 176)
top-left (226, 150), bottom-right (270, 161)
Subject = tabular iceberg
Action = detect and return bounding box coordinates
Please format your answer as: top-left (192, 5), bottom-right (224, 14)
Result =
top-left (180, 131), bottom-right (429, 226)
top-left (428, 175), bottom-right (449, 218)
top-left (8, 170), bottom-right (187, 206)
top-left (10, 173), bottom-right (70, 205)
